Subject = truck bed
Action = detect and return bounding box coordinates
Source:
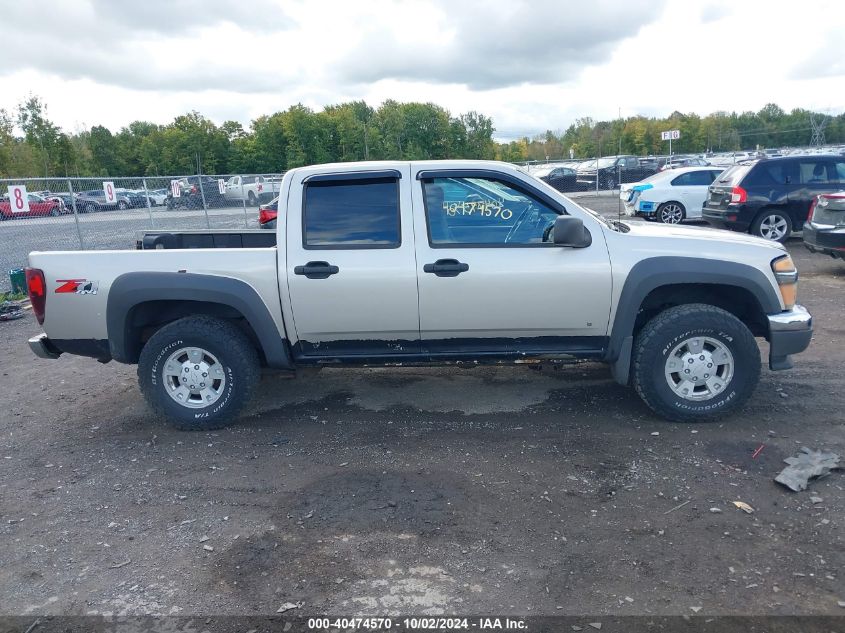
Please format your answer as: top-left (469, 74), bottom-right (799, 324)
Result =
top-left (136, 230), bottom-right (276, 250)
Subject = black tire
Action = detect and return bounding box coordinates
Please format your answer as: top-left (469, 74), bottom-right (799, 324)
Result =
top-left (750, 209), bottom-right (792, 243)
top-left (631, 304), bottom-right (760, 422)
top-left (84, 203), bottom-right (96, 213)
top-left (137, 316), bottom-right (260, 430)
top-left (602, 175), bottom-right (617, 190)
top-left (118, 200), bottom-right (128, 210)
top-left (247, 191), bottom-right (257, 206)
top-left (50, 208), bottom-right (60, 217)
top-left (657, 201), bottom-right (685, 224)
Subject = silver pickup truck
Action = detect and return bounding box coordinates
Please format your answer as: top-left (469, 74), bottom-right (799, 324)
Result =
top-left (24, 160), bottom-right (812, 430)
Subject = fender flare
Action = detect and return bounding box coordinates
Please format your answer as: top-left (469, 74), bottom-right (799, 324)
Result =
top-left (106, 271), bottom-right (293, 369)
top-left (607, 257), bottom-right (782, 385)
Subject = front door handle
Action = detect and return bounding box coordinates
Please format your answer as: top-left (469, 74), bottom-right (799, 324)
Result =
top-left (294, 261), bottom-right (339, 279)
top-left (423, 259), bottom-right (469, 277)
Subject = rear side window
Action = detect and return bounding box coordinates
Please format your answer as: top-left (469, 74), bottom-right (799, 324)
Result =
top-left (834, 161), bottom-right (845, 183)
top-left (743, 162), bottom-right (790, 187)
top-left (303, 178), bottom-right (400, 248)
top-left (671, 171), bottom-right (714, 186)
top-left (715, 165), bottom-right (752, 185)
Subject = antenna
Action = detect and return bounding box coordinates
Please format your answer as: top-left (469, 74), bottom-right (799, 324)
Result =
top-left (809, 113), bottom-right (828, 147)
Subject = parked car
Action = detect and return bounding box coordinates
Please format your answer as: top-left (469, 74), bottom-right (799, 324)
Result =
top-left (0, 193), bottom-right (65, 220)
top-left (576, 155), bottom-right (657, 190)
top-left (115, 188), bottom-right (149, 209)
top-left (620, 166), bottom-right (725, 223)
top-left (660, 157), bottom-right (711, 171)
top-left (803, 192), bottom-right (845, 259)
top-left (224, 175), bottom-right (281, 205)
top-left (531, 164), bottom-right (578, 192)
top-left (76, 189), bottom-right (133, 212)
top-left (166, 176), bottom-right (226, 210)
top-left (703, 155), bottom-right (845, 242)
top-left (25, 160), bottom-right (811, 430)
top-left (258, 196), bottom-right (279, 229)
top-left (45, 193), bottom-right (76, 211)
top-left (145, 189), bottom-right (168, 206)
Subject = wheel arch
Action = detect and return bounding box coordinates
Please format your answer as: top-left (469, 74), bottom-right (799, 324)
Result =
top-left (107, 272), bottom-right (294, 369)
top-left (607, 257), bottom-right (781, 385)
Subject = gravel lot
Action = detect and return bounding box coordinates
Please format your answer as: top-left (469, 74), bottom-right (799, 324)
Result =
top-left (0, 196), bottom-right (843, 618)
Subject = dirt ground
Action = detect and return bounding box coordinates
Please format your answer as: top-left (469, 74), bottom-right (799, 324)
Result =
top-left (1, 221), bottom-right (843, 617)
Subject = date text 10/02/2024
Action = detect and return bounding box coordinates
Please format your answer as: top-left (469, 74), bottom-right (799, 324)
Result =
top-left (306, 618), bottom-right (527, 630)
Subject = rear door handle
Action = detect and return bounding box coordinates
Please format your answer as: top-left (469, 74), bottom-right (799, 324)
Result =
top-left (423, 259), bottom-right (469, 277)
top-left (294, 261), bottom-right (339, 279)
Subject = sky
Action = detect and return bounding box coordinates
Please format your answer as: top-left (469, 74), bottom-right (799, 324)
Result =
top-left (1, 0), bottom-right (843, 141)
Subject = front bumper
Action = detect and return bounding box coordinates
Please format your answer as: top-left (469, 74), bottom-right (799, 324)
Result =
top-left (767, 305), bottom-right (812, 370)
top-left (28, 333), bottom-right (62, 359)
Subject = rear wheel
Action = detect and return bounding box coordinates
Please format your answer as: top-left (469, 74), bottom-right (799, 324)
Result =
top-left (84, 202), bottom-right (96, 213)
top-left (117, 200), bottom-right (128, 210)
top-left (138, 316), bottom-right (260, 430)
top-left (632, 304), bottom-right (760, 422)
top-left (247, 191), bottom-right (257, 206)
top-left (657, 201), bottom-right (685, 224)
top-left (50, 207), bottom-right (60, 217)
top-left (751, 210), bottom-right (792, 242)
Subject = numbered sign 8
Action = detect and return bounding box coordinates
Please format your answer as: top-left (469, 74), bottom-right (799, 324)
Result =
top-left (170, 180), bottom-right (181, 198)
top-left (103, 181), bottom-right (117, 204)
top-left (7, 185), bottom-right (31, 214)
top-left (217, 179), bottom-right (225, 195)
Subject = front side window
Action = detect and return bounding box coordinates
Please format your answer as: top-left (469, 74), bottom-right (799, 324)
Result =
top-left (422, 177), bottom-right (560, 246)
top-left (303, 178), bottom-right (400, 248)
top-left (835, 162), bottom-right (845, 183)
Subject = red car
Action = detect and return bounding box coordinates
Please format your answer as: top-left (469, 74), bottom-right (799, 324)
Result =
top-left (0, 193), bottom-right (65, 220)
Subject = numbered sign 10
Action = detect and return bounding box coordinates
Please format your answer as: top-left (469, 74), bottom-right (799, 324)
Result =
top-left (170, 180), bottom-right (181, 198)
top-left (7, 185), bottom-right (31, 214)
top-left (103, 181), bottom-right (117, 204)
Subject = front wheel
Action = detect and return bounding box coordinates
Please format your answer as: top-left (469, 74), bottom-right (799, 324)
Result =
top-left (118, 200), bottom-right (129, 210)
top-left (751, 210), bottom-right (792, 242)
top-left (632, 304), bottom-right (760, 422)
top-left (138, 316), bottom-right (260, 430)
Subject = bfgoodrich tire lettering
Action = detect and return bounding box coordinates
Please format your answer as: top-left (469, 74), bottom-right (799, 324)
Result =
top-left (138, 316), bottom-right (259, 430)
top-left (632, 304), bottom-right (760, 422)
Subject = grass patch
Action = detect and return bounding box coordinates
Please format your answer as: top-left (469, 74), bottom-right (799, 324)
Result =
top-left (1, 291), bottom-right (27, 303)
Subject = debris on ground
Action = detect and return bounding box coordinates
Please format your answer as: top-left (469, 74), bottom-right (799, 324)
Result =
top-left (709, 507), bottom-right (722, 514)
top-left (0, 300), bottom-right (25, 321)
top-left (732, 501), bottom-right (754, 514)
top-left (774, 448), bottom-right (842, 492)
top-left (276, 601), bottom-right (304, 613)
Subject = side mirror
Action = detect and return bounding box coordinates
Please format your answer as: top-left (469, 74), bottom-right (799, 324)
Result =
top-left (553, 216), bottom-right (592, 248)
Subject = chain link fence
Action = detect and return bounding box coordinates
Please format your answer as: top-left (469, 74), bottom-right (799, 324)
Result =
top-left (0, 173), bottom-right (282, 292)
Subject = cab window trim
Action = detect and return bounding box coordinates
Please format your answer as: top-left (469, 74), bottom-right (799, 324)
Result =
top-left (301, 176), bottom-right (402, 251)
top-left (419, 172), bottom-right (572, 250)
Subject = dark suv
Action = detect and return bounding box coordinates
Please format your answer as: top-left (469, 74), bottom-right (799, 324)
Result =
top-left (575, 155), bottom-right (656, 190)
top-left (703, 155), bottom-right (845, 242)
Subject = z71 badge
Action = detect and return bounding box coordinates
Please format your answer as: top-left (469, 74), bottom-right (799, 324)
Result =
top-left (55, 279), bottom-right (98, 295)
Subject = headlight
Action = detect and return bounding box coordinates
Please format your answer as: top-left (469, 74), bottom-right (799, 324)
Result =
top-left (771, 254), bottom-right (797, 310)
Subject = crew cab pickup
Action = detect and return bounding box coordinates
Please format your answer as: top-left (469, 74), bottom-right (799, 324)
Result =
top-left (223, 175), bottom-right (281, 205)
top-left (24, 160), bottom-right (813, 430)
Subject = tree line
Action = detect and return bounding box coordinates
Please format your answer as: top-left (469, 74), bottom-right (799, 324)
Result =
top-left (1, 97), bottom-right (842, 178)
top-left (0, 97), bottom-right (496, 178)
top-left (501, 104), bottom-right (845, 163)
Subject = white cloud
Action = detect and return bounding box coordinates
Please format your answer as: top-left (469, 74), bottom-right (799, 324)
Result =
top-left (0, 0), bottom-right (843, 140)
